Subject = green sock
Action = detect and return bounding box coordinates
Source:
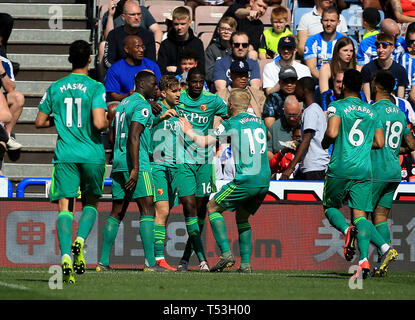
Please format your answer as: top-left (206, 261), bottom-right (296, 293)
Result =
top-left (99, 216), bottom-right (120, 266)
top-left (154, 224), bottom-right (166, 258)
top-left (237, 222), bottom-right (252, 266)
top-left (353, 217), bottom-right (371, 261)
top-left (185, 217), bottom-right (206, 262)
top-left (354, 216), bottom-right (388, 261)
top-left (375, 221), bottom-right (390, 256)
top-left (57, 211), bottom-right (74, 256)
top-left (181, 217), bottom-right (205, 262)
top-left (77, 205), bottom-right (97, 240)
top-left (208, 212), bottom-right (231, 255)
top-left (140, 215), bottom-right (155, 267)
top-left (324, 208), bottom-right (349, 235)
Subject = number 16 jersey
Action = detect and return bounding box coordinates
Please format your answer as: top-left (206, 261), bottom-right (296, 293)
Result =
top-left (38, 73), bottom-right (107, 164)
top-left (326, 96), bottom-right (382, 180)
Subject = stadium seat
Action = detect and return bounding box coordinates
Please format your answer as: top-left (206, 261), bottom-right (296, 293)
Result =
top-left (199, 32), bottom-right (213, 50)
top-left (144, 0), bottom-right (185, 8)
top-left (292, 7), bottom-right (313, 35)
top-left (148, 4), bottom-right (193, 32)
top-left (194, 6), bottom-right (229, 37)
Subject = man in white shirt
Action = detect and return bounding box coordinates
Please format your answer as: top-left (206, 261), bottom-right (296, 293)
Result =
top-left (296, 0), bottom-right (348, 57)
top-left (262, 36), bottom-right (311, 96)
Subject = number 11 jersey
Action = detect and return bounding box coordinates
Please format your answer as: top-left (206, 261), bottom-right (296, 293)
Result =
top-left (38, 73), bottom-right (107, 164)
top-left (326, 96), bottom-right (382, 180)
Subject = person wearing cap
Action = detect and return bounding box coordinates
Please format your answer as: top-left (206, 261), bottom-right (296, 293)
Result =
top-left (216, 60), bottom-right (265, 117)
top-left (262, 65), bottom-right (298, 129)
top-left (356, 7), bottom-right (381, 70)
top-left (262, 35), bottom-right (311, 96)
top-left (303, 6), bottom-right (346, 79)
top-left (213, 31), bottom-right (261, 92)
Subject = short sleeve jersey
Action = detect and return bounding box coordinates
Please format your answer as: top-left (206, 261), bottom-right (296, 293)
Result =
top-left (371, 99), bottom-right (411, 182)
top-left (151, 101), bottom-right (181, 167)
top-left (176, 90), bottom-right (227, 164)
top-left (211, 112), bottom-right (271, 187)
top-left (326, 96), bottom-right (382, 179)
top-left (112, 92), bottom-right (154, 172)
top-left (37, 73), bottom-right (107, 164)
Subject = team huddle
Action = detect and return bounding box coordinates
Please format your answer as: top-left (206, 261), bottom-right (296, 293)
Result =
top-left (35, 40), bottom-right (271, 283)
top-left (35, 34), bottom-right (413, 284)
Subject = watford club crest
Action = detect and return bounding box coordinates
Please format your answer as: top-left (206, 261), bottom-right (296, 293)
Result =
top-left (157, 189), bottom-right (164, 196)
top-left (200, 104), bottom-right (207, 112)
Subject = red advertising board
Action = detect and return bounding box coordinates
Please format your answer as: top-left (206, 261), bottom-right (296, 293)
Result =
top-left (1, 199), bottom-right (414, 271)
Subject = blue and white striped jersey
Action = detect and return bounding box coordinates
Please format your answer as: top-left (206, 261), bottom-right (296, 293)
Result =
top-left (303, 32), bottom-right (345, 71)
top-left (357, 32), bottom-right (379, 66)
top-left (399, 52), bottom-right (415, 99)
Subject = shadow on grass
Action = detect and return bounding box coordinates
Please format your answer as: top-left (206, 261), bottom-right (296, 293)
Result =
top-left (286, 272), bottom-right (351, 279)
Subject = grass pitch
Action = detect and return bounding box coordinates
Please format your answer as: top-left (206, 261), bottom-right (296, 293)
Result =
top-left (1, 267), bottom-right (414, 301)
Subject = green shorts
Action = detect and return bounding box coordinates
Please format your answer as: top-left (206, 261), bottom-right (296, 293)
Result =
top-left (177, 163), bottom-right (216, 198)
top-left (151, 163), bottom-right (178, 208)
top-left (50, 163), bottom-right (106, 202)
top-left (323, 176), bottom-right (373, 212)
top-left (111, 170), bottom-right (153, 200)
top-left (371, 181), bottom-right (400, 210)
top-left (214, 182), bottom-right (268, 215)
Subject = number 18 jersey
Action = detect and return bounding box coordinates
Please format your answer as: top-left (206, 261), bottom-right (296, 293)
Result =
top-left (326, 96), bottom-right (382, 180)
top-left (37, 73), bottom-right (107, 164)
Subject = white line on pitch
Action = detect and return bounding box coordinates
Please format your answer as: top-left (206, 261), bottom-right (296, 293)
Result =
top-left (0, 281), bottom-right (29, 290)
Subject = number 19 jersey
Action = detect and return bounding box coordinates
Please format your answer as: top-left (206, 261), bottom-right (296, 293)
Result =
top-left (326, 96), bottom-right (382, 180)
top-left (37, 73), bottom-right (107, 164)
top-left (371, 99), bottom-right (411, 182)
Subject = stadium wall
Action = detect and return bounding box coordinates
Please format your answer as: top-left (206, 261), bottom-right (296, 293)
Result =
top-left (1, 181), bottom-right (415, 271)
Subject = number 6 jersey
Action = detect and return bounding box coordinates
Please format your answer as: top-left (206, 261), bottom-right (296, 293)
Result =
top-left (38, 73), bottom-right (107, 164)
top-left (326, 96), bottom-right (382, 180)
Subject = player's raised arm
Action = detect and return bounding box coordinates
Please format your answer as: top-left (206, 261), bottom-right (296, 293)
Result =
top-left (321, 115), bottom-right (340, 150)
top-left (179, 117), bottom-right (216, 148)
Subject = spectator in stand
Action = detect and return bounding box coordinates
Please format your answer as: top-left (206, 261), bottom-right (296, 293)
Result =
top-left (105, 35), bottom-right (161, 103)
top-left (212, 31), bottom-right (261, 92)
top-left (157, 6), bottom-right (205, 76)
top-left (361, 33), bottom-right (408, 102)
top-left (267, 95), bottom-right (303, 160)
top-left (212, 0), bottom-right (272, 59)
top-left (0, 12), bottom-right (13, 58)
top-left (319, 36), bottom-right (356, 97)
top-left (98, 0), bottom-right (163, 79)
top-left (185, 0), bottom-right (234, 17)
top-left (103, 0), bottom-right (156, 69)
top-left (262, 35), bottom-right (311, 96)
top-left (258, 6), bottom-right (293, 60)
top-left (205, 16), bottom-right (237, 89)
top-left (303, 6), bottom-right (346, 80)
top-left (388, 0), bottom-right (415, 24)
top-left (216, 60), bottom-right (265, 117)
top-left (296, 0), bottom-right (348, 57)
top-left (0, 50), bottom-right (24, 151)
top-left (176, 49), bottom-right (209, 91)
top-left (356, 7), bottom-right (381, 70)
top-left (0, 91), bottom-right (12, 163)
top-left (269, 125), bottom-right (302, 178)
top-left (380, 18), bottom-right (407, 63)
top-left (262, 65), bottom-right (298, 129)
top-left (280, 76), bottom-right (330, 181)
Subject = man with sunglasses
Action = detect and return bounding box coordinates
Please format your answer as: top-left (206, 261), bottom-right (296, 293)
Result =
top-left (212, 31), bottom-right (261, 92)
top-left (262, 35), bottom-right (311, 97)
top-left (361, 33), bottom-right (408, 102)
